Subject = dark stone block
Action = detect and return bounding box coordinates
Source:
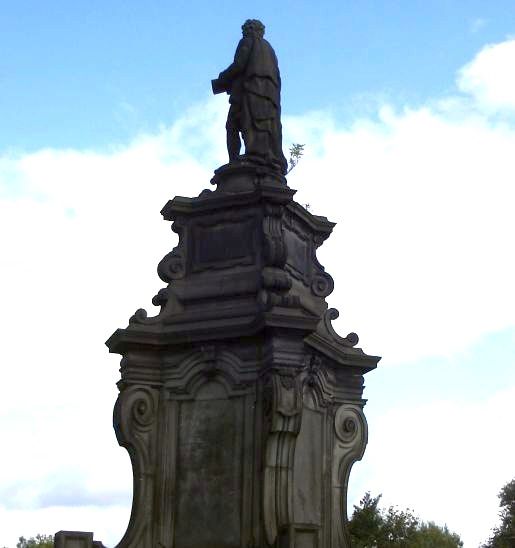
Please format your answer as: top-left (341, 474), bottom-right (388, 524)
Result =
top-left (54, 531), bottom-right (105, 548)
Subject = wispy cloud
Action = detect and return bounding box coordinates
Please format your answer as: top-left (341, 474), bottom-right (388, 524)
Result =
top-left (469, 17), bottom-right (487, 34)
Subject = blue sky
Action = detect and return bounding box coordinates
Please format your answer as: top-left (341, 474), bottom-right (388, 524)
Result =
top-left (2, 1), bottom-right (515, 150)
top-left (1, 2), bottom-right (515, 547)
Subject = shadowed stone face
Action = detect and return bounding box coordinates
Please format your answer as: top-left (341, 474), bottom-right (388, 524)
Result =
top-left (212, 20), bottom-right (288, 174)
top-left (174, 384), bottom-right (244, 548)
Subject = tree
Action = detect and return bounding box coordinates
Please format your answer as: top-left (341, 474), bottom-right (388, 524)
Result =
top-left (348, 492), bottom-right (384, 547)
top-left (482, 478), bottom-right (515, 548)
top-left (349, 492), bottom-right (463, 547)
top-left (412, 522), bottom-right (464, 547)
top-left (10, 535), bottom-right (54, 548)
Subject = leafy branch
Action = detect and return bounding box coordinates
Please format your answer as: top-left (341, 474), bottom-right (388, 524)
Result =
top-left (287, 143), bottom-right (305, 174)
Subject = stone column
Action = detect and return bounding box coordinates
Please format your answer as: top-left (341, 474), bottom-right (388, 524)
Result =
top-left (100, 164), bottom-right (379, 547)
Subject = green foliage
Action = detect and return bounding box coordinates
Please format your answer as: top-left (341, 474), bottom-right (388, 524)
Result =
top-left (287, 143), bottom-right (305, 173)
top-left (412, 522), bottom-right (464, 547)
top-left (482, 478), bottom-right (515, 547)
top-left (348, 492), bottom-right (463, 547)
top-left (14, 535), bottom-right (53, 548)
top-left (348, 492), bottom-right (385, 547)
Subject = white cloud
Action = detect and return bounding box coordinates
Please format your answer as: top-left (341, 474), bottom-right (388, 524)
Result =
top-left (285, 101), bottom-right (515, 364)
top-left (350, 384), bottom-right (515, 547)
top-left (1, 38), bottom-right (515, 547)
top-left (0, 505), bottom-right (130, 547)
top-left (0, 97), bottom-right (229, 547)
top-left (458, 38), bottom-right (515, 112)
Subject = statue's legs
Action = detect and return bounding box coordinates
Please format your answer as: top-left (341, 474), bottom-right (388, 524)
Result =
top-left (243, 127), bottom-right (266, 159)
top-left (226, 105), bottom-right (242, 161)
top-left (241, 95), bottom-right (287, 174)
top-left (272, 118), bottom-right (288, 174)
top-left (244, 125), bottom-right (287, 174)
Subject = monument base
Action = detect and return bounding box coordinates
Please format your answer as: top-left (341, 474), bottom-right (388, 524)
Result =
top-left (105, 163), bottom-right (379, 547)
top-left (211, 158), bottom-right (287, 193)
top-left (57, 163), bottom-right (379, 548)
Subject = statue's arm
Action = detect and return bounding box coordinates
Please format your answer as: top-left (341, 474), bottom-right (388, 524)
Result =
top-left (218, 37), bottom-right (252, 83)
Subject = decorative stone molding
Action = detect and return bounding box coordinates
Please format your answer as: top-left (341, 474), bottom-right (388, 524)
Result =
top-left (303, 354), bottom-right (334, 408)
top-left (263, 369), bottom-right (303, 546)
top-left (113, 385), bottom-right (160, 547)
top-left (332, 403), bottom-right (369, 548)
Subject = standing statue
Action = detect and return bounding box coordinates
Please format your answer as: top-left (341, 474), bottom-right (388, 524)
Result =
top-left (212, 19), bottom-right (288, 175)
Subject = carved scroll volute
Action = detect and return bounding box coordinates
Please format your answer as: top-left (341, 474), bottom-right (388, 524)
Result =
top-left (113, 385), bottom-right (160, 548)
top-left (157, 217), bottom-right (186, 283)
top-left (332, 404), bottom-right (368, 548)
top-left (311, 233), bottom-right (335, 299)
top-left (263, 372), bottom-right (303, 546)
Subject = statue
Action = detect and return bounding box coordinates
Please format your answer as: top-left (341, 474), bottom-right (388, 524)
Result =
top-left (212, 19), bottom-right (288, 175)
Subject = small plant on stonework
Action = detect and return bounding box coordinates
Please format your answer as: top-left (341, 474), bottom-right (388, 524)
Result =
top-left (287, 143), bottom-right (305, 174)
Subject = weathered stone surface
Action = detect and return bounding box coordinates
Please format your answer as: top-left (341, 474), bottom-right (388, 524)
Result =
top-left (103, 165), bottom-right (380, 548)
top-left (54, 531), bottom-right (105, 548)
top-left (55, 21), bottom-right (379, 547)
top-left (212, 19), bottom-right (287, 175)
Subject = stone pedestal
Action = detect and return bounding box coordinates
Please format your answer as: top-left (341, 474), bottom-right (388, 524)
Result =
top-left (54, 531), bottom-right (105, 548)
top-left (101, 164), bottom-right (379, 547)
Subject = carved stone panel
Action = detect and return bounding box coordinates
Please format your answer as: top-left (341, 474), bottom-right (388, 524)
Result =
top-left (285, 229), bottom-right (310, 283)
top-left (174, 382), bottom-right (245, 548)
top-left (191, 218), bottom-right (257, 272)
top-left (293, 406), bottom-right (323, 527)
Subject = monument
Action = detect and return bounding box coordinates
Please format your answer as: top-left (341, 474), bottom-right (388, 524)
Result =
top-left (55, 19), bottom-right (379, 548)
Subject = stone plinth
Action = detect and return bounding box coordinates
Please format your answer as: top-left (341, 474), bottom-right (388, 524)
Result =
top-left (60, 164), bottom-right (379, 548)
top-left (54, 531), bottom-right (105, 548)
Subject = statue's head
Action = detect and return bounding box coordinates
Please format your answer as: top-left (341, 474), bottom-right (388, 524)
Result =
top-left (242, 19), bottom-right (265, 38)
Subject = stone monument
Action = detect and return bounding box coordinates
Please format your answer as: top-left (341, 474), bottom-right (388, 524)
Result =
top-left (56, 19), bottom-right (380, 548)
